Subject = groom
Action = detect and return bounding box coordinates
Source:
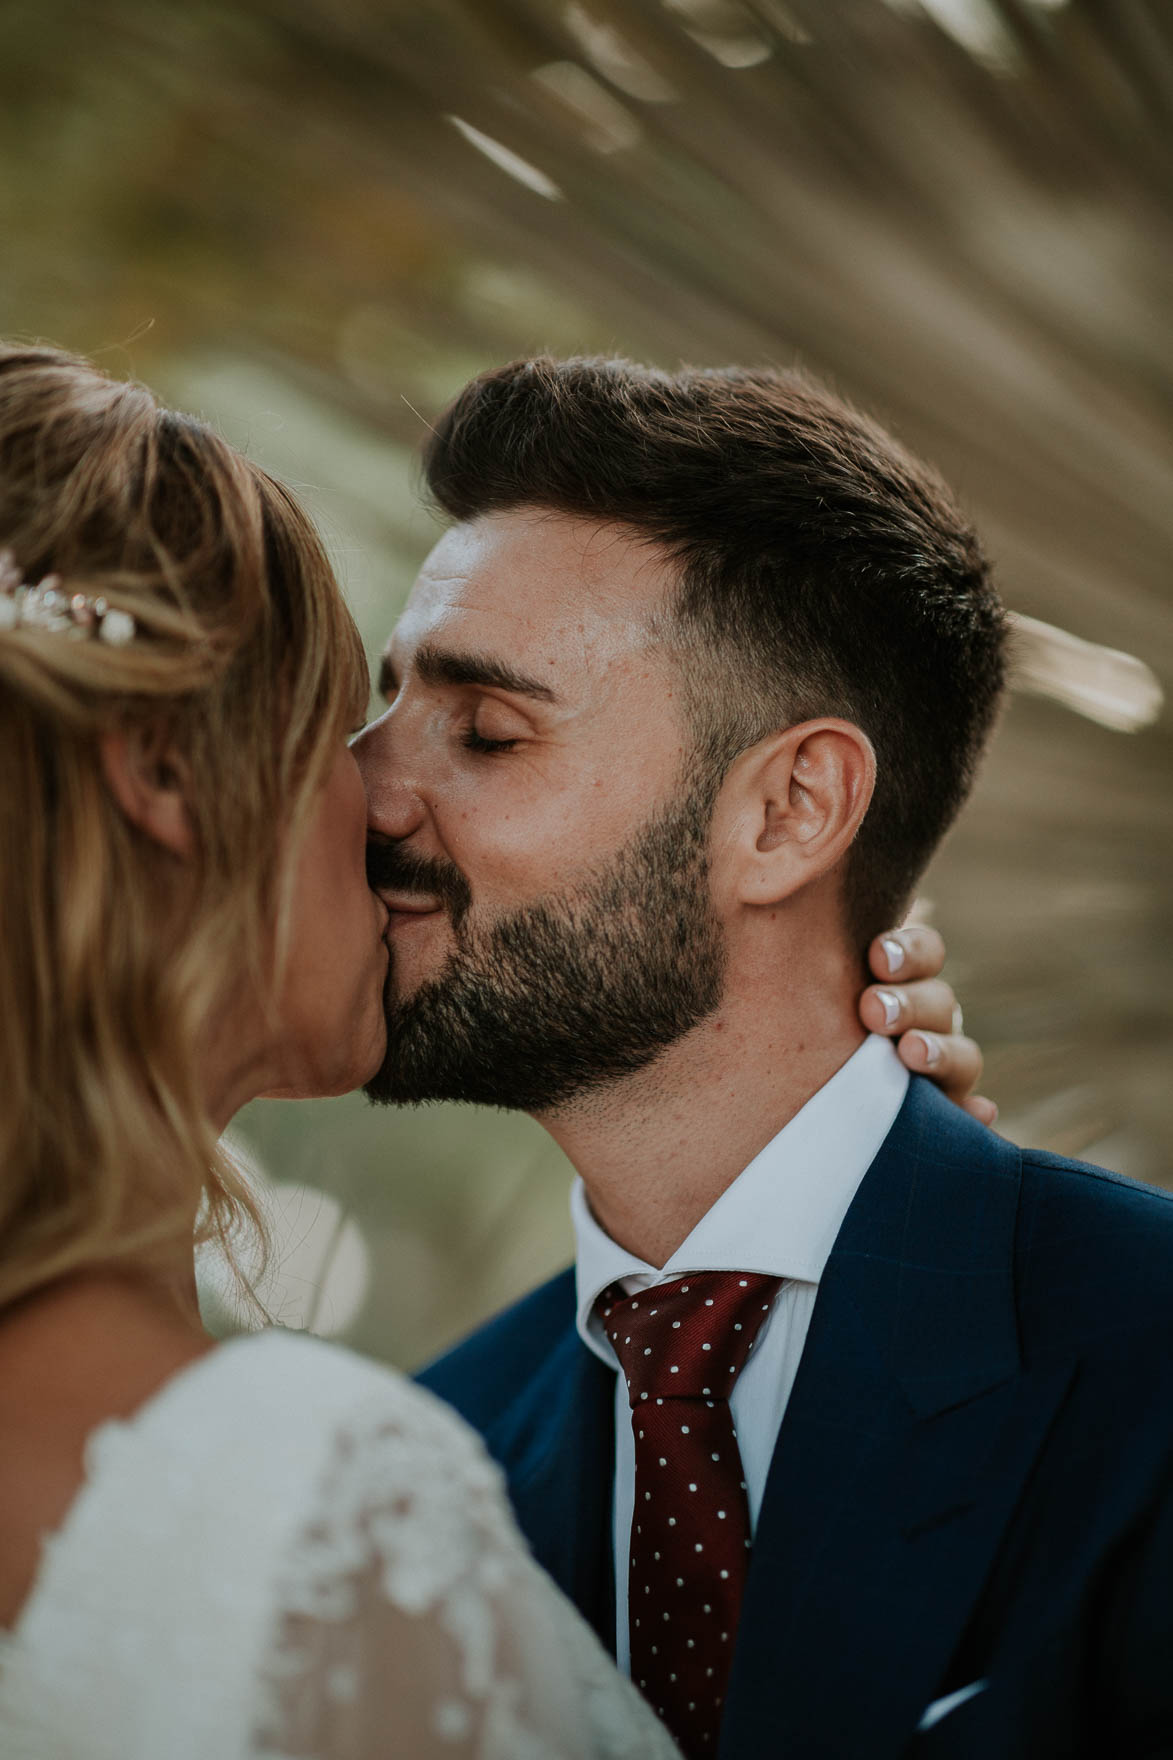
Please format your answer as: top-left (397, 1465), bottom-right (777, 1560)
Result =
top-left (356, 357), bottom-right (1173, 1758)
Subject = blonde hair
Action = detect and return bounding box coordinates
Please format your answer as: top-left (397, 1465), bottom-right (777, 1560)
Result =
top-left (0, 344), bottom-right (370, 1311)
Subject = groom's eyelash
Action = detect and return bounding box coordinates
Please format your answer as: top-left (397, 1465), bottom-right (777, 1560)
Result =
top-left (460, 727), bottom-right (519, 755)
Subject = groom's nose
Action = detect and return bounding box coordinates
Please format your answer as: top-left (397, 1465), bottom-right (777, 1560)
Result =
top-left (351, 712), bottom-right (428, 842)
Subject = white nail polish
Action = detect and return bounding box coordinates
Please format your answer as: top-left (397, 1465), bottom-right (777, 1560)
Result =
top-left (881, 936), bottom-right (905, 973)
top-left (876, 989), bottom-right (902, 1029)
top-left (915, 1031), bottom-right (942, 1067)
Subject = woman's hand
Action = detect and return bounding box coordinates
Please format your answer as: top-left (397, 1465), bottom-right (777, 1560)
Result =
top-left (859, 926), bottom-right (996, 1126)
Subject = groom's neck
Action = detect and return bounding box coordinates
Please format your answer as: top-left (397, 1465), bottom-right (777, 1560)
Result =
top-left (537, 938), bottom-right (866, 1268)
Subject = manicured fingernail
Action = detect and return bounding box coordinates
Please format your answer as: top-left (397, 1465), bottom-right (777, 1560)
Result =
top-left (912, 1031), bottom-right (941, 1067)
top-left (875, 989), bottom-right (902, 1029)
top-left (881, 936), bottom-right (905, 974)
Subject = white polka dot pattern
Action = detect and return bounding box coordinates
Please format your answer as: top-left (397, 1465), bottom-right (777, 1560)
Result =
top-left (596, 1272), bottom-right (782, 1758)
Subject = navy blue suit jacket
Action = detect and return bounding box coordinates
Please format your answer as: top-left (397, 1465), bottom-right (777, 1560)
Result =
top-left (419, 1079), bottom-right (1173, 1757)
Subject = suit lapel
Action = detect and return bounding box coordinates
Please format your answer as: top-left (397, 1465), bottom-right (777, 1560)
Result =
top-left (721, 1081), bottom-right (1077, 1760)
top-left (482, 1329), bottom-right (618, 1654)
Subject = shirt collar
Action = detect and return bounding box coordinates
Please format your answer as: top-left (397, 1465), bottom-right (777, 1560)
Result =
top-left (573, 1033), bottom-right (909, 1361)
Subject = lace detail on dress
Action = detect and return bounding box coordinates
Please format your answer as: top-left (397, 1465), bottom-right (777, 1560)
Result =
top-left (253, 1382), bottom-right (679, 1760)
top-left (0, 1330), bottom-right (677, 1760)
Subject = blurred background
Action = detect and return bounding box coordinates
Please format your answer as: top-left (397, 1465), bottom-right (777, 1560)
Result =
top-left (2, 0), bottom-right (1169, 1366)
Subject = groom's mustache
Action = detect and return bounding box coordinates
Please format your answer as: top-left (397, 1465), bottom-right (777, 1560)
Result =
top-left (366, 839), bottom-right (473, 931)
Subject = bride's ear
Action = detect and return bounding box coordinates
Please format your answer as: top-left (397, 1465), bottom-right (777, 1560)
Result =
top-left (98, 724), bottom-right (197, 860)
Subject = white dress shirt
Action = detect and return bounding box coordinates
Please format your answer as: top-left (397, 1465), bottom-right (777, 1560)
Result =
top-left (573, 1032), bottom-right (910, 1671)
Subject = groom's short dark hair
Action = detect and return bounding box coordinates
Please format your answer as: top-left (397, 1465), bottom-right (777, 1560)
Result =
top-left (422, 356), bottom-right (1006, 949)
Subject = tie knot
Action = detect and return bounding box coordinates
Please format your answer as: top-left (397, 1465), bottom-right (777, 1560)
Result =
top-left (596, 1271), bottom-right (782, 1404)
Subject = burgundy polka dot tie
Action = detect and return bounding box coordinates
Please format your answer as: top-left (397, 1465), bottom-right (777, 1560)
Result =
top-left (596, 1272), bottom-right (783, 1759)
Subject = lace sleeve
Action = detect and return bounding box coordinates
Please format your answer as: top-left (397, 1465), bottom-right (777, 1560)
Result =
top-left (251, 1389), bottom-right (681, 1760)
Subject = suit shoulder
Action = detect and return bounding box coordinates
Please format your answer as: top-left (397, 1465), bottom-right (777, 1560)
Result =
top-left (1016, 1146), bottom-right (1173, 1332)
top-left (1019, 1144), bottom-right (1173, 1222)
top-left (415, 1265), bottom-right (578, 1428)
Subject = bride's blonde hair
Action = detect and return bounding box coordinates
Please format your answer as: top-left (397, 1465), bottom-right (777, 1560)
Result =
top-left (0, 344), bottom-right (370, 1310)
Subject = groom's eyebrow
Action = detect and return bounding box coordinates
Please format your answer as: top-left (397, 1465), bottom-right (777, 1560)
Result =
top-left (384, 642), bottom-right (561, 705)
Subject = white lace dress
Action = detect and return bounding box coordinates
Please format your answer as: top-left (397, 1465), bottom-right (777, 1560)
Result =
top-left (0, 1329), bottom-right (680, 1760)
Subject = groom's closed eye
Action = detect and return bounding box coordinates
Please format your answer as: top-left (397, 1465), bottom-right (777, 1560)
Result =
top-left (460, 725), bottom-right (521, 755)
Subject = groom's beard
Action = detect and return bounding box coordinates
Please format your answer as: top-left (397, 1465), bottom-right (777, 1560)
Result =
top-left (363, 777), bottom-right (726, 1113)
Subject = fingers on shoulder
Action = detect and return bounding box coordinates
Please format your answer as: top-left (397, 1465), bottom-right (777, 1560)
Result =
top-left (867, 925), bottom-right (946, 983)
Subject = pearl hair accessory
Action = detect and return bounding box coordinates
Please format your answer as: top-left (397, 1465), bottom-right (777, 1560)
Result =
top-left (0, 549), bottom-right (137, 646)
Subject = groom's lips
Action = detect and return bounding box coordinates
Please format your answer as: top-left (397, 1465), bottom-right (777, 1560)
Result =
top-left (379, 890), bottom-right (445, 931)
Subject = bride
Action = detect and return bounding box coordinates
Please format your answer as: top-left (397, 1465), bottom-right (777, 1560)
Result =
top-left (0, 344), bottom-right (983, 1758)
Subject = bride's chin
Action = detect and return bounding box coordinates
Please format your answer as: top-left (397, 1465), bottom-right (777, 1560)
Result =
top-left (383, 912), bottom-right (453, 987)
top-left (257, 1017), bottom-right (390, 1104)
top-left (329, 1019), bottom-right (391, 1098)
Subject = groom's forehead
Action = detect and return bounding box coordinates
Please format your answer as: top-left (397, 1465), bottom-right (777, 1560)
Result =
top-left (389, 509), bottom-right (677, 671)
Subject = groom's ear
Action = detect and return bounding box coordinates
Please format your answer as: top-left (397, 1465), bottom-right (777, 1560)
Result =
top-left (709, 718), bottom-right (875, 910)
